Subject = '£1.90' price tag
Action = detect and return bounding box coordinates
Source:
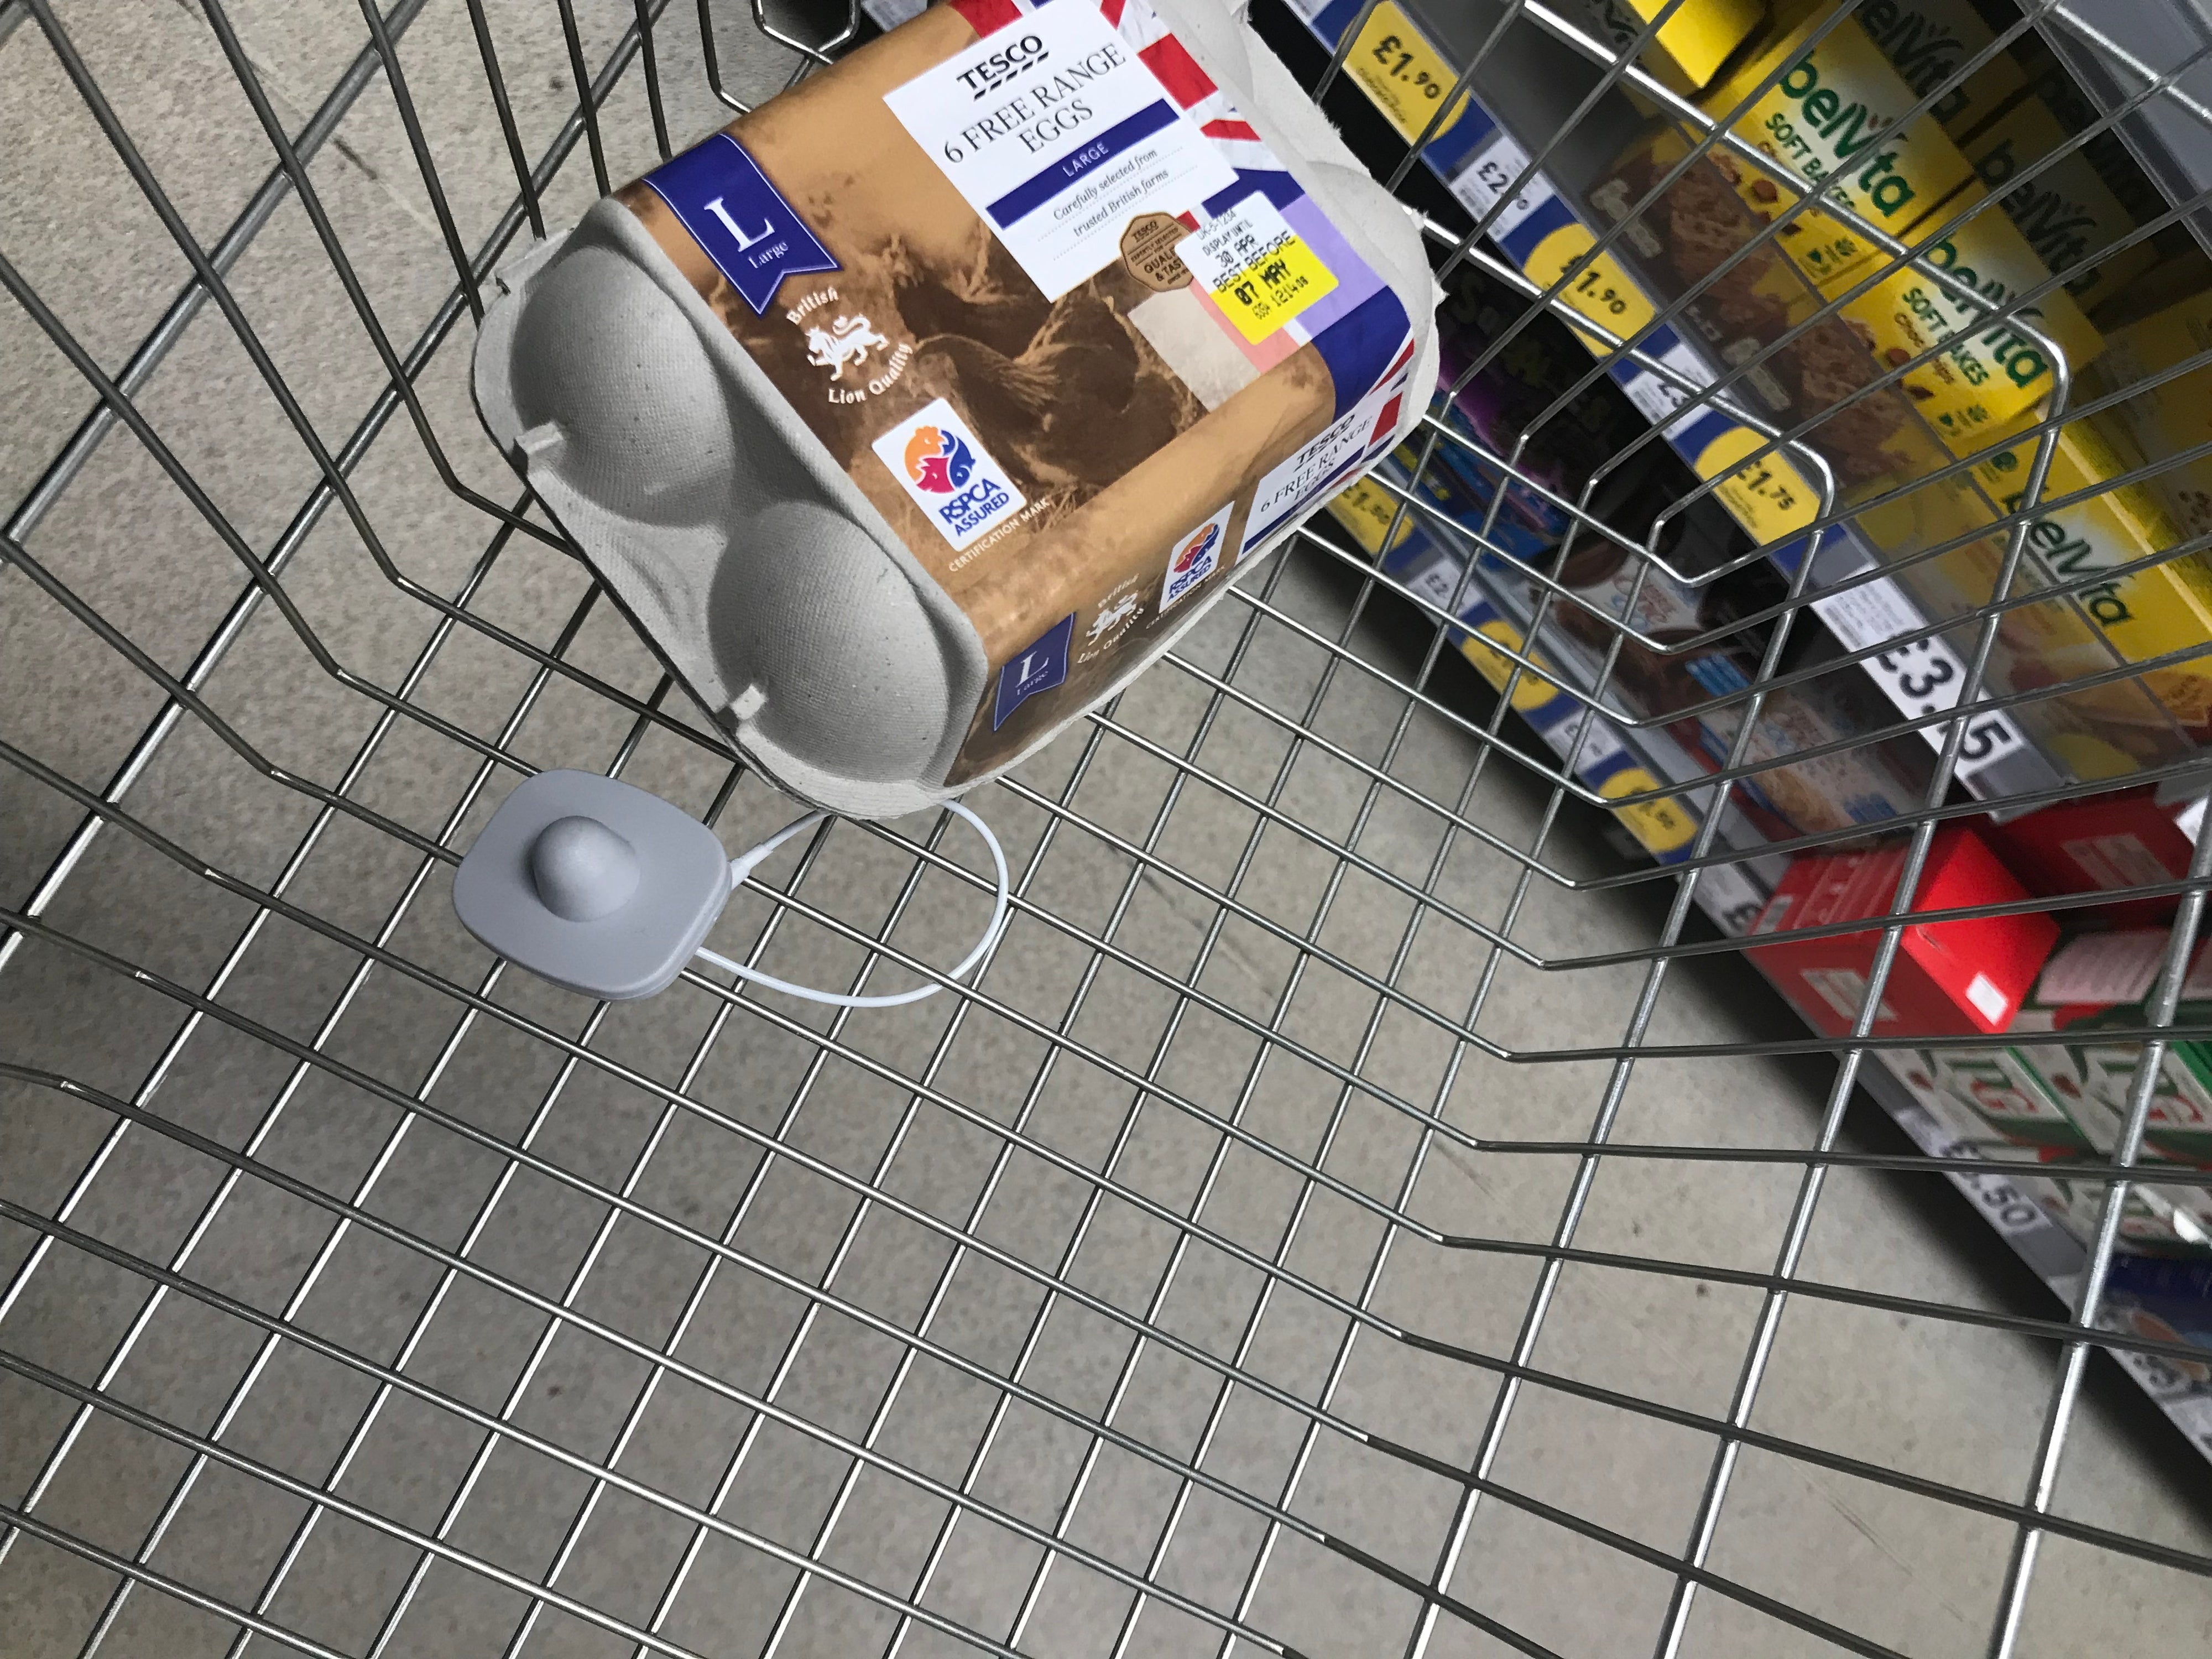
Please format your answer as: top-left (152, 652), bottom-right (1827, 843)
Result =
top-left (1183, 194), bottom-right (1337, 345)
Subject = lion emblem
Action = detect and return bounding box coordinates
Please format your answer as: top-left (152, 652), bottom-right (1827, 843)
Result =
top-left (805, 314), bottom-right (891, 380)
top-left (1088, 594), bottom-right (1139, 641)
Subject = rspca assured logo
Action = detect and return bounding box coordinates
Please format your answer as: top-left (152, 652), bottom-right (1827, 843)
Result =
top-left (872, 398), bottom-right (1026, 552)
top-left (1160, 504), bottom-right (1234, 612)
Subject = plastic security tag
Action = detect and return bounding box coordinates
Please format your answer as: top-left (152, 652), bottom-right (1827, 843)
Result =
top-left (881, 0), bottom-right (1237, 300)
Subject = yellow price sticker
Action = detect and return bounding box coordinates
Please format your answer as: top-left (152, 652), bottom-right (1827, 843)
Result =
top-left (1691, 424), bottom-right (1820, 546)
top-left (1599, 768), bottom-right (1699, 857)
top-left (1328, 477), bottom-right (1418, 556)
top-left (1524, 223), bottom-right (1657, 352)
top-left (1185, 194), bottom-right (1337, 343)
top-left (1348, 2), bottom-right (1469, 145)
top-left (1461, 618), bottom-right (1563, 712)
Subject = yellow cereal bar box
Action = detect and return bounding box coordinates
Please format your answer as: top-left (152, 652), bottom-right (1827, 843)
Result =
top-left (1973, 411), bottom-right (2212, 738)
top-left (1965, 96), bottom-right (2159, 314)
top-left (1835, 182), bottom-right (2104, 451)
top-left (1593, 117), bottom-right (1931, 491)
top-left (1853, 0), bottom-right (2027, 141)
top-left (1553, 0), bottom-right (1767, 97)
top-left (2090, 285), bottom-right (2212, 543)
top-left (1693, 0), bottom-right (1978, 292)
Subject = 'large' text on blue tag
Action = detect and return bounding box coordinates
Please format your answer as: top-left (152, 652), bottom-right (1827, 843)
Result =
top-left (644, 134), bottom-right (837, 316)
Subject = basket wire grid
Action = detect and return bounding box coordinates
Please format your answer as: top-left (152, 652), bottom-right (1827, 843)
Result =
top-left (4, 0), bottom-right (2212, 1655)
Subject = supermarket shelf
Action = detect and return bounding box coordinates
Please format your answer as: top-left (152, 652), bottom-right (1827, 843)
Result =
top-left (1273, 0), bottom-right (2212, 1462)
top-left (1861, 1058), bottom-right (2212, 1465)
top-left (1322, 463), bottom-right (1784, 935)
top-left (1269, 0), bottom-right (2069, 805)
top-left (1346, 469), bottom-right (2212, 1466)
top-left (2036, 1), bottom-right (2212, 257)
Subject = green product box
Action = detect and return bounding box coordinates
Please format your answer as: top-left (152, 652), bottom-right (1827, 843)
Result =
top-left (1923, 1042), bottom-right (2099, 1152)
top-left (2022, 928), bottom-right (2212, 1246)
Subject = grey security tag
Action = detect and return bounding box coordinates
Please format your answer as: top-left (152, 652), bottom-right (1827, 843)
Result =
top-left (453, 770), bottom-right (732, 1000)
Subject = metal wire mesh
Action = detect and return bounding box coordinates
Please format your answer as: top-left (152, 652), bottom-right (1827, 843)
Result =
top-left (5, 1), bottom-right (2212, 1655)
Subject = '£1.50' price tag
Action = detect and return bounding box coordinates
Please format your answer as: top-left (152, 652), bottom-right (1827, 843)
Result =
top-left (1183, 193), bottom-right (1338, 345)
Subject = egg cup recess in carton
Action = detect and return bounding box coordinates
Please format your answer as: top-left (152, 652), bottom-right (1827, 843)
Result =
top-left (472, 0), bottom-right (1437, 820)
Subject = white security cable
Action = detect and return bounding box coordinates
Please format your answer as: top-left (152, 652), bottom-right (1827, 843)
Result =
top-left (693, 801), bottom-right (1011, 1008)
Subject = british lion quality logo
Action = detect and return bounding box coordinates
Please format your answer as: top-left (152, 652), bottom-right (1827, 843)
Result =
top-left (788, 288), bottom-right (911, 405)
top-left (806, 314), bottom-right (892, 380)
top-left (872, 397), bottom-right (1027, 552)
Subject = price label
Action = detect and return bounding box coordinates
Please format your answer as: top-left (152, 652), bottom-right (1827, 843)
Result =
top-left (1687, 424), bottom-right (1818, 547)
top-left (1348, 2), bottom-right (1469, 145)
top-left (1888, 1102), bottom-right (2061, 1243)
top-left (1465, 618), bottom-right (1564, 712)
top-left (1548, 706), bottom-right (1629, 771)
top-left (1448, 132), bottom-right (1552, 239)
top-left (1328, 478), bottom-right (1418, 556)
top-left (1525, 221), bottom-right (1657, 353)
top-left (1404, 551), bottom-right (1472, 612)
top-left (1811, 578), bottom-right (2029, 781)
top-left (1619, 341), bottom-right (1717, 439)
top-left (1693, 859), bottom-right (1770, 938)
top-left (1183, 193), bottom-right (1338, 343)
top-left (1598, 767), bottom-right (1700, 858)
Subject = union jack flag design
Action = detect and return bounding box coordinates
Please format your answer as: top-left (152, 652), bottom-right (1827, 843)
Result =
top-left (947, 0), bottom-right (1415, 420)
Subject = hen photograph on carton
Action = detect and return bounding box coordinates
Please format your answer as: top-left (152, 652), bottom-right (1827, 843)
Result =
top-left (472, 0), bottom-right (1437, 820)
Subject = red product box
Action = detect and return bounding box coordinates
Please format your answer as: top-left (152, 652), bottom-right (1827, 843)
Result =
top-left (1748, 827), bottom-right (2061, 1039)
top-left (1983, 787), bottom-right (2195, 926)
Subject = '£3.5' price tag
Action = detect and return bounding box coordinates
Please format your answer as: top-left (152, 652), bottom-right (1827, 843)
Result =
top-left (1815, 578), bottom-right (2031, 781)
top-left (1185, 193), bottom-right (1338, 344)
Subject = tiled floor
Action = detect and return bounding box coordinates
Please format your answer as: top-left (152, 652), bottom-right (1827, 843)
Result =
top-left (4, 3), bottom-right (2211, 1657)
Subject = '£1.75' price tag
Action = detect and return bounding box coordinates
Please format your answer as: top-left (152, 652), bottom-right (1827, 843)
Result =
top-left (1183, 193), bottom-right (1337, 344)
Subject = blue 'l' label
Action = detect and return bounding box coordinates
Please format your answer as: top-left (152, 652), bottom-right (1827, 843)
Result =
top-left (644, 133), bottom-right (838, 316)
top-left (994, 613), bottom-right (1075, 730)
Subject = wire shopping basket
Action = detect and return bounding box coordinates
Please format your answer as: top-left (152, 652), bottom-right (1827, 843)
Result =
top-left (6, 1), bottom-right (2212, 1655)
